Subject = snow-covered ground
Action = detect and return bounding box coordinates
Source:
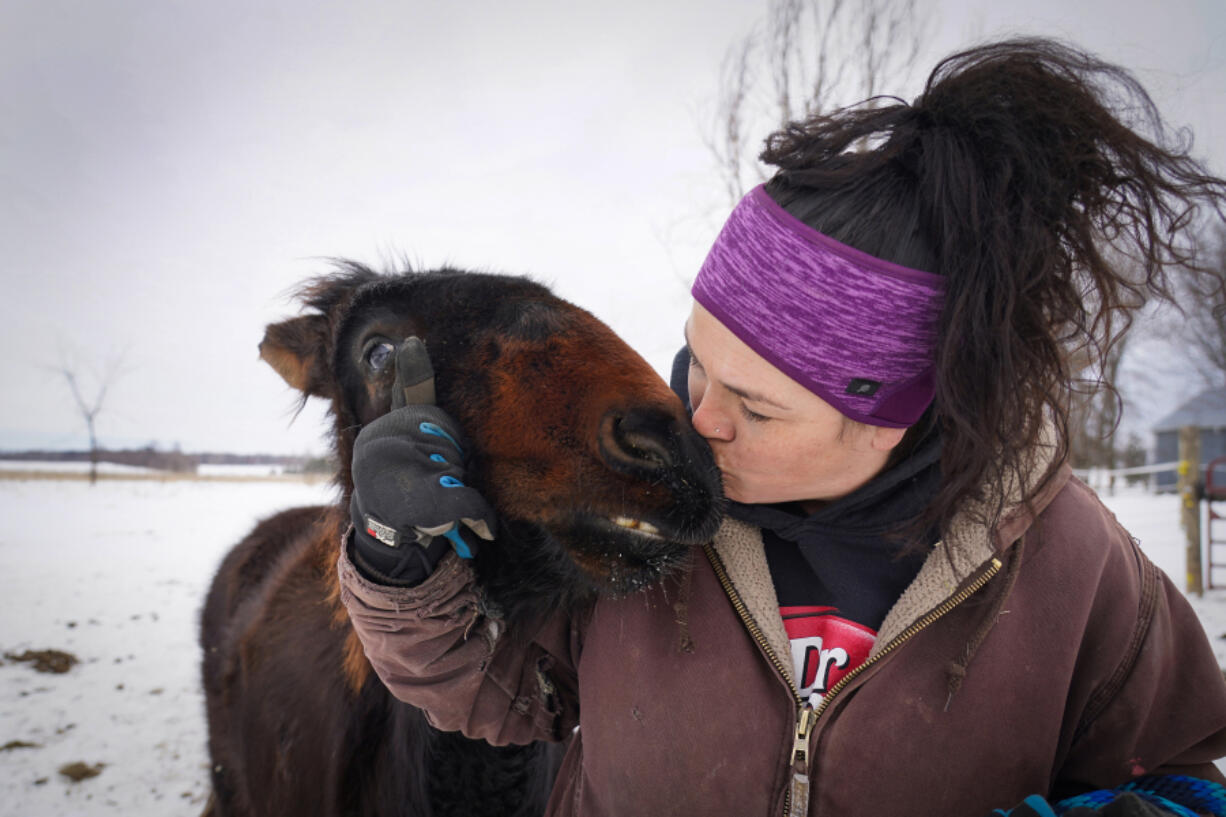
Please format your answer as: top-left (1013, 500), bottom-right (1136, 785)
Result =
top-left (1103, 489), bottom-right (1226, 668)
top-left (0, 477), bottom-right (337, 816)
top-left (1, 475), bottom-right (1224, 815)
top-left (0, 461), bottom-right (159, 475)
top-left (195, 464), bottom-right (291, 478)
top-left (0, 461), bottom-right (299, 478)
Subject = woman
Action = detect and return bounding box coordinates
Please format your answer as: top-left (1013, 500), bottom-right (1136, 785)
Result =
top-left (339, 39), bottom-right (1226, 816)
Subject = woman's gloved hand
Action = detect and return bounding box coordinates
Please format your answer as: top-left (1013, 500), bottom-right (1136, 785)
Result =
top-left (348, 337), bottom-right (497, 586)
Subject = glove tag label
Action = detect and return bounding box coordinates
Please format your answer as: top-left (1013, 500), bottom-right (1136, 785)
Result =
top-left (364, 515), bottom-right (400, 548)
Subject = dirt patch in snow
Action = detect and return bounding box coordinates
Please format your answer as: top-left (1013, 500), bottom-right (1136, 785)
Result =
top-left (4, 649), bottom-right (80, 674)
top-left (1, 740), bottom-right (41, 751)
top-left (58, 762), bottom-right (105, 782)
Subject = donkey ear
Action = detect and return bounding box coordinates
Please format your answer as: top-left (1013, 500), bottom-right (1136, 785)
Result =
top-left (259, 315), bottom-right (334, 398)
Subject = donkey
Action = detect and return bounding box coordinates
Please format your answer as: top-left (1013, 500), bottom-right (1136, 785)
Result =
top-left (200, 262), bottom-right (724, 817)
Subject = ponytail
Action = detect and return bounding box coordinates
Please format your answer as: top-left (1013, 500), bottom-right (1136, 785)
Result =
top-left (761, 38), bottom-right (1226, 534)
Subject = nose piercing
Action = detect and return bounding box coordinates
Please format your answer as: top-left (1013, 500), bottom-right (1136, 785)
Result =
top-left (714, 426), bottom-right (721, 433)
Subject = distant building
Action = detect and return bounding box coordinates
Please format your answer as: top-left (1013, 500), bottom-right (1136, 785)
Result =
top-left (1153, 387), bottom-right (1226, 491)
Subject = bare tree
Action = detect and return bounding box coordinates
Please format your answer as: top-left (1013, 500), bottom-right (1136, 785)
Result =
top-left (706, 34), bottom-right (757, 207)
top-left (1168, 223), bottom-right (1226, 389)
top-left (704, 0), bottom-right (927, 205)
top-left (54, 349), bottom-right (130, 485)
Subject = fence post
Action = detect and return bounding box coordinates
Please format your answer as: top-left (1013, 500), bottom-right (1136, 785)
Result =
top-left (1179, 425), bottom-right (1203, 597)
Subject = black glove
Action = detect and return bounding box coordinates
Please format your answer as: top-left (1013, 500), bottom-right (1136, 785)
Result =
top-left (349, 337), bottom-right (497, 586)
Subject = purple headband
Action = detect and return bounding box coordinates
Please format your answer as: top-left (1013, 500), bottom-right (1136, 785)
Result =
top-left (692, 185), bottom-right (945, 428)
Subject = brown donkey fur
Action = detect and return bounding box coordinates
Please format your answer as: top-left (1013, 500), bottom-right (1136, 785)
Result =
top-left (200, 263), bottom-right (724, 817)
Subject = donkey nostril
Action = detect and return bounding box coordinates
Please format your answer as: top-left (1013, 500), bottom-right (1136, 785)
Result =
top-left (611, 410), bottom-right (677, 470)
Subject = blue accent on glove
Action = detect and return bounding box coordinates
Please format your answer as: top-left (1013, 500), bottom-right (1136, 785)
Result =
top-left (348, 336), bottom-right (496, 585)
top-left (419, 421), bottom-right (464, 456)
top-left (442, 527), bottom-right (474, 559)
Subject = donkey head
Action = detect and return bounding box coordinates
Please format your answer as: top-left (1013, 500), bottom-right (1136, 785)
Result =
top-left (259, 263), bottom-right (724, 614)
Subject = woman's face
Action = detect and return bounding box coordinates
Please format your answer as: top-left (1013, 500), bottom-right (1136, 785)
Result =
top-left (685, 302), bottom-right (904, 508)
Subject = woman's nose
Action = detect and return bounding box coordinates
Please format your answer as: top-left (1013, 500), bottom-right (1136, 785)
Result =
top-left (691, 396), bottom-right (732, 442)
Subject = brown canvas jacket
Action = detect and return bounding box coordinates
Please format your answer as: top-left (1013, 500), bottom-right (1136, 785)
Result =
top-left (338, 464), bottom-right (1226, 816)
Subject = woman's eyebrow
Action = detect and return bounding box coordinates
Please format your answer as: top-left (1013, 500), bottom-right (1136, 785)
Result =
top-left (725, 382), bottom-right (790, 410)
top-left (683, 325), bottom-right (791, 410)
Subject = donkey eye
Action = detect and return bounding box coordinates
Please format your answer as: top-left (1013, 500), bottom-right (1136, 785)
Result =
top-left (366, 341), bottom-right (396, 371)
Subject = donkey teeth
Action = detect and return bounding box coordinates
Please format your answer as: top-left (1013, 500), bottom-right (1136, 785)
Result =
top-left (612, 516), bottom-right (661, 536)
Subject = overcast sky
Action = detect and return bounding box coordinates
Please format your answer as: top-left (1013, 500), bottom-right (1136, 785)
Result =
top-left (3, 0), bottom-right (1224, 455)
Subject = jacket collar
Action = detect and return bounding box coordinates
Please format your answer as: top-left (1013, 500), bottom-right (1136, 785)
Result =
top-left (709, 516), bottom-right (796, 687)
top-left (875, 454), bottom-right (1068, 653)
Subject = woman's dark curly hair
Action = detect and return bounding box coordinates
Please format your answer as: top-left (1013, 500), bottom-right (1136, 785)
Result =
top-left (760, 38), bottom-right (1226, 535)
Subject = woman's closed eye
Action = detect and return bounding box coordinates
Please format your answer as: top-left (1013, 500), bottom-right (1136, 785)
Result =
top-left (740, 403), bottom-right (770, 423)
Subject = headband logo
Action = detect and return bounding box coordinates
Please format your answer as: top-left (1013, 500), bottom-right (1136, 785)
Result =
top-left (846, 379), bottom-right (881, 396)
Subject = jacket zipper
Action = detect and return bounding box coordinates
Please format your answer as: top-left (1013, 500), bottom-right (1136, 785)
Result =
top-left (702, 546), bottom-right (810, 814)
top-left (704, 544), bottom-right (1003, 817)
